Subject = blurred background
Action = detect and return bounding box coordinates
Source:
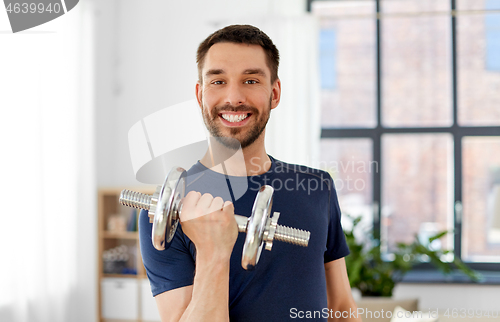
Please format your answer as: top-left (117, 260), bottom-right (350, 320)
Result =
top-left (1, 0), bottom-right (499, 321)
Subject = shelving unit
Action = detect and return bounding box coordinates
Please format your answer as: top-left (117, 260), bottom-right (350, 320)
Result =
top-left (97, 187), bottom-right (161, 322)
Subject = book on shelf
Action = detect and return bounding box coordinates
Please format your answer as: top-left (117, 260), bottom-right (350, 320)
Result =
top-left (127, 209), bottom-right (138, 232)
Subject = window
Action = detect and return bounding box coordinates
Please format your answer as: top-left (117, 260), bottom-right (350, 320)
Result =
top-left (311, 0), bottom-right (500, 272)
top-left (486, 0), bottom-right (500, 71)
top-left (320, 29), bottom-right (338, 90)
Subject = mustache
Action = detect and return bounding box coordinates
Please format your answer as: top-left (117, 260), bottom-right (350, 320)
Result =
top-left (212, 104), bottom-right (259, 114)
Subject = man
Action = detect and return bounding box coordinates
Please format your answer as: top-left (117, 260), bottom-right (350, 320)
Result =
top-left (139, 24), bottom-right (361, 321)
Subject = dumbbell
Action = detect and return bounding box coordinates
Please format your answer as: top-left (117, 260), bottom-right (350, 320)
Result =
top-left (119, 167), bottom-right (311, 270)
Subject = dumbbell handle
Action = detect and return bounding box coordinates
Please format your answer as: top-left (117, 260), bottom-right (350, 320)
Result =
top-left (120, 190), bottom-right (310, 248)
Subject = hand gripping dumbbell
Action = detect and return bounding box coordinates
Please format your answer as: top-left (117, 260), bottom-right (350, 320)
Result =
top-left (119, 167), bottom-right (311, 270)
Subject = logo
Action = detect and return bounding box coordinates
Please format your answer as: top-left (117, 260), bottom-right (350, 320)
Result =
top-left (3, 0), bottom-right (79, 33)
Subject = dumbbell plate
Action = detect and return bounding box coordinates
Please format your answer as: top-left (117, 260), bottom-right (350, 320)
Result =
top-left (241, 185), bottom-right (274, 270)
top-left (152, 167), bottom-right (186, 250)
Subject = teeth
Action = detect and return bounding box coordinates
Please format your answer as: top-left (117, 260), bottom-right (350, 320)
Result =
top-left (221, 113), bottom-right (249, 123)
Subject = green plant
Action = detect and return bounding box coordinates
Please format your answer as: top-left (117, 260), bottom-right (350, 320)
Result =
top-left (344, 215), bottom-right (481, 297)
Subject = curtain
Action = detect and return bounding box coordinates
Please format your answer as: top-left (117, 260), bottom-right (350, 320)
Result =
top-left (0, 3), bottom-right (96, 322)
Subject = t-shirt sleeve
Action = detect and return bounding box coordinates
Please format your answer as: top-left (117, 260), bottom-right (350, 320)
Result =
top-left (323, 177), bottom-right (350, 263)
top-left (138, 209), bottom-right (195, 297)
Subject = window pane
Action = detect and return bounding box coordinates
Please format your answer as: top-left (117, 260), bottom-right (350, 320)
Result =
top-left (320, 139), bottom-right (373, 224)
top-left (457, 0), bottom-right (500, 10)
top-left (382, 134), bottom-right (454, 255)
top-left (381, 0), bottom-right (453, 127)
top-left (462, 137), bottom-right (500, 262)
top-left (313, 2), bottom-right (377, 128)
top-left (457, 0), bottom-right (500, 126)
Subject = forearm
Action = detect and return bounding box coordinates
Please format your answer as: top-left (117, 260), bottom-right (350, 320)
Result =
top-left (179, 254), bottom-right (231, 322)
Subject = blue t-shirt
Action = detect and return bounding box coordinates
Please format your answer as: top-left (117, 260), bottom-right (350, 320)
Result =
top-left (139, 155), bottom-right (350, 321)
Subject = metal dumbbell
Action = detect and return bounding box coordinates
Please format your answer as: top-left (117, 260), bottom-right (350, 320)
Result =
top-left (119, 167), bottom-right (311, 270)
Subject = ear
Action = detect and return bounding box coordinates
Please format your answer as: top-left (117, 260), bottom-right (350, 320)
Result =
top-left (270, 78), bottom-right (281, 110)
top-left (195, 81), bottom-right (203, 109)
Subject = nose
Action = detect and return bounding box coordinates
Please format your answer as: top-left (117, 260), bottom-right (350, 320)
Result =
top-left (224, 83), bottom-right (246, 106)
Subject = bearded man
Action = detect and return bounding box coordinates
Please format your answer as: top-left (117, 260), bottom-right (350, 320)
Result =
top-left (139, 24), bottom-right (360, 322)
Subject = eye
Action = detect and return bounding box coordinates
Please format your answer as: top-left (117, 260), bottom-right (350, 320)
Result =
top-left (245, 79), bottom-right (258, 84)
top-left (212, 80), bottom-right (225, 85)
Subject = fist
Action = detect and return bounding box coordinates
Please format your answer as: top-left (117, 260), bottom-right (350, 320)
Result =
top-left (179, 191), bottom-right (238, 261)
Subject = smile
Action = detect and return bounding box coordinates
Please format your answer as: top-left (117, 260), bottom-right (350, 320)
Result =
top-left (220, 113), bottom-right (251, 123)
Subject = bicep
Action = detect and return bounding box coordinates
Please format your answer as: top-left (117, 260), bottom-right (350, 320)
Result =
top-left (155, 285), bottom-right (193, 322)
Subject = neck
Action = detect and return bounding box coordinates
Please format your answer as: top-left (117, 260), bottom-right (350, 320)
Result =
top-left (199, 135), bottom-right (271, 177)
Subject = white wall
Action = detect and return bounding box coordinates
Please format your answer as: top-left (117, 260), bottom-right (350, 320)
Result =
top-left (92, 0), bottom-right (500, 318)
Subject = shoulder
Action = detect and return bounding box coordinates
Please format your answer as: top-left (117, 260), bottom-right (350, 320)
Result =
top-left (271, 158), bottom-right (334, 198)
top-left (272, 156), bottom-right (332, 182)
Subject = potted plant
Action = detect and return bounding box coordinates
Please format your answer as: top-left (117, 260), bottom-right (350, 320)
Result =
top-left (344, 215), bottom-right (481, 297)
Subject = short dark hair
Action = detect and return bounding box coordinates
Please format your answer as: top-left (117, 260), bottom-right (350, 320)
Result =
top-left (196, 24), bottom-right (280, 84)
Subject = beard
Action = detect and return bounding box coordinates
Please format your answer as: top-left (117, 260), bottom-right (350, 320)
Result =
top-left (201, 96), bottom-right (272, 150)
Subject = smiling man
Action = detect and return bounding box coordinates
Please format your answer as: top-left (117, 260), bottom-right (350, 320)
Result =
top-left (139, 25), bottom-right (361, 322)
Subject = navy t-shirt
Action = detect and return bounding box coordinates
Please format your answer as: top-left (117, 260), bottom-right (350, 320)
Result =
top-left (139, 155), bottom-right (350, 321)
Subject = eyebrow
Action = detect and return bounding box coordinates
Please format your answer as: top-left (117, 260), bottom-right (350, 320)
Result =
top-left (204, 68), bottom-right (267, 78)
top-left (243, 68), bottom-right (267, 77)
top-left (205, 69), bottom-right (224, 77)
